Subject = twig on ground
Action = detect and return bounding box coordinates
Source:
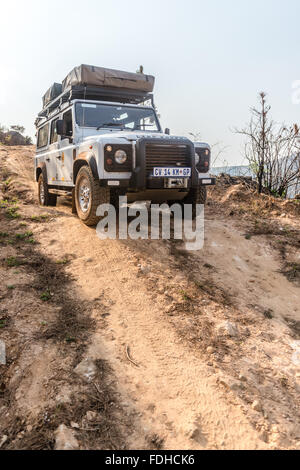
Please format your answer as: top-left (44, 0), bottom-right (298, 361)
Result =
top-left (125, 345), bottom-right (140, 368)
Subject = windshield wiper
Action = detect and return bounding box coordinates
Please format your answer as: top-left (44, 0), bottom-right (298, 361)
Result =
top-left (96, 122), bottom-right (125, 130)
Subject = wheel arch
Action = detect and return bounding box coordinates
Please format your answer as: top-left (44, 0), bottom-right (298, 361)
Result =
top-left (73, 152), bottom-right (99, 184)
top-left (36, 163), bottom-right (46, 182)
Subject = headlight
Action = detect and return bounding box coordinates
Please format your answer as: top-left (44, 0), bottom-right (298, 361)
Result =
top-left (114, 149), bottom-right (127, 164)
top-left (195, 152), bottom-right (200, 165)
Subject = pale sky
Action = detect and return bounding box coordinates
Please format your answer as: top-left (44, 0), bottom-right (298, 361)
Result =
top-left (1, 0), bottom-right (300, 165)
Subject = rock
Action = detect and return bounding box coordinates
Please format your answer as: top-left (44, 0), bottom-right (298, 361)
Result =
top-left (54, 424), bottom-right (79, 451)
top-left (86, 411), bottom-right (99, 422)
top-left (74, 358), bottom-right (97, 382)
top-left (218, 375), bottom-right (242, 392)
top-left (187, 427), bottom-right (200, 441)
top-left (217, 321), bottom-right (239, 338)
top-left (238, 374), bottom-right (247, 382)
top-left (206, 347), bottom-right (214, 354)
top-left (259, 431), bottom-right (269, 443)
top-left (252, 400), bottom-right (263, 412)
top-left (139, 265), bottom-right (151, 275)
top-left (70, 422), bottom-right (80, 429)
top-left (26, 425), bottom-right (33, 433)
top-left (0, 435), bottom-right (8, 448)
top-left (165, 305), bottom-right (176, 315)
top-left (0, 340), bottom-right (6, 365)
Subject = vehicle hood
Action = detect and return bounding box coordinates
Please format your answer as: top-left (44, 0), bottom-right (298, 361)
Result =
top-left (82, 131), bottom-right (190, 143)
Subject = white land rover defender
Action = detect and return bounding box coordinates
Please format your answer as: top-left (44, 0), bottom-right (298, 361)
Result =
top-left (34, 65), bottom-right (215, 226)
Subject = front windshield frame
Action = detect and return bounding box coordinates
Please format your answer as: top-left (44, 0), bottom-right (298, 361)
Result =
top-left (75, 101), bottom-right (161, 132)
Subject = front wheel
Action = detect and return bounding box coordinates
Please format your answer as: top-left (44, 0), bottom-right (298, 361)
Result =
top-left (75, 166), bottom-right (110, 226)
top-left (181, 186), bottom-right (207, 219)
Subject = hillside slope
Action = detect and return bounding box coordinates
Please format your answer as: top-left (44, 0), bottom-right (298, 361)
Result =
top-left (0, 145), bottom-right (300, 450)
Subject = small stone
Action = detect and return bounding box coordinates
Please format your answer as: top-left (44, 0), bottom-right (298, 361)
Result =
top-left (239, 374), bottom-right (247, 382)
top-left (218, 375), bottom-right (242, 392)
top-left (0, 340), bottom-right (6, 365)
top-left (188, 427), bottom-right (200, 441)
top-left (165, 304), bottom-right (176, 315)
top-left (252, 400), bottom-right (263, 412)
top-left (70, 422), bottom-right (80, 429)
top-left (55, 424), bottom-right (79, 451)
top-left (206, 347), bottom-right (214, 354)
top-left (74, 358), bottom-right (97, 382)
top-left (259, 431), bottom-right (269, 443)
top-left (26, 425), bottom-right (33, 433)
top-left (0, 435), bottom-right (8, 448)
top-left (217, 321), bottom-right (239, 337)
top-left (86, 411), bottom-right (99, 422)
top-left (139, 265), bottom-right (151, 275)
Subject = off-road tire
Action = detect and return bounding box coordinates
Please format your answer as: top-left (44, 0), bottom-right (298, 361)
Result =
top-left (181, 186), bottom-right (207, 219)
top-left (38, 173), bottom-right (57, 207)
top-left (109, 188), bottom-right (126, 215)
top-left (75, 166), bottom-right (110, 226)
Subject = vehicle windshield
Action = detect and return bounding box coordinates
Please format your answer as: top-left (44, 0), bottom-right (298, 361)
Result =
top-left (75, 102), bottom-right (160, 132)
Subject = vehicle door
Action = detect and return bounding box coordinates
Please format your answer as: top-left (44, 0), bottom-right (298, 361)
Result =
top-left (37, 122), bottom-right (55, 183)
top-left (48, 118), bottom-right (60, 184)
top-left (56, 109), bottom-right (74, 183)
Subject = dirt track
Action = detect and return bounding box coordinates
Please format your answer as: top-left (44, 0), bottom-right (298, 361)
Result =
top-left (1, 146), bottom-right (300, 450)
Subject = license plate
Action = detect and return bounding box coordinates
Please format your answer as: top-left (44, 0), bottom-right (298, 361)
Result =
top-left (153, 167), bottom-right (191, 178)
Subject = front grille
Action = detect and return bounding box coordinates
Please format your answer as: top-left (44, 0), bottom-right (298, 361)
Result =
top-left (145, 144), bottom-right (191, 175)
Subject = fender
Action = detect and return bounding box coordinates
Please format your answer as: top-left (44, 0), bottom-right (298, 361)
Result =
top-left (36, 162), bottom-right (47, 182)
top-left (73, 151), bottom-right (99, 183)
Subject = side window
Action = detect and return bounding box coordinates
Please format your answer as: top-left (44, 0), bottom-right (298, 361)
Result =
top-left (63, 110), bottom-right (73, 137)
top-left (50, 119), bottom-right (58, 144)
top-left (37, 123), bottom-right (49, 148)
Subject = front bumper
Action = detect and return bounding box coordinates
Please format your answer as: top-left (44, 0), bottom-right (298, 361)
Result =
top-left (100, 176), bottom-right (216, 190)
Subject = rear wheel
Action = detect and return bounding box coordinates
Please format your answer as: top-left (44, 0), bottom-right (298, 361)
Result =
top-left (38, 173), bottom-right (57, 207)
top-left (75, 166), bottom-right (110, 226)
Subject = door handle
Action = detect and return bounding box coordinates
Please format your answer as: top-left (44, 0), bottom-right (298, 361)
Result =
top-left (46, 158), bottom-right (50, 162)
top-left (56, 155), bottom-right (62, 160)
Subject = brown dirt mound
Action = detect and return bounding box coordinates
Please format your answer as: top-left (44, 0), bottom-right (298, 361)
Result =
top-left (209, 174), bottom-right (300, 218)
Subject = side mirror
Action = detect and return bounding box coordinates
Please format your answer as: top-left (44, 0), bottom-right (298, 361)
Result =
top-left (165, 128), bottom-right (170, 135)
top-left (56, 120), bottom-right (67, 136)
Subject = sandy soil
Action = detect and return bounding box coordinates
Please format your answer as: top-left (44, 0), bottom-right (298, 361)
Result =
top-left (0, 145), bottom-right (299, 450)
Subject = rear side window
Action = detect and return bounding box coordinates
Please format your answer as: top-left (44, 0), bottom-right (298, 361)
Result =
top-left (37, 123), bottom-right (49, 148)
top-left (50, 119), bottom-right (58, 144)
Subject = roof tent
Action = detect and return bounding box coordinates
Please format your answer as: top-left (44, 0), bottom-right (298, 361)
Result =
top-left (62, 64), bottom-right (155, 93)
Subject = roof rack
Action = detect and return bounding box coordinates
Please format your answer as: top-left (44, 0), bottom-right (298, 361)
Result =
top-left (35, 85), bottom-right (155, 126)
